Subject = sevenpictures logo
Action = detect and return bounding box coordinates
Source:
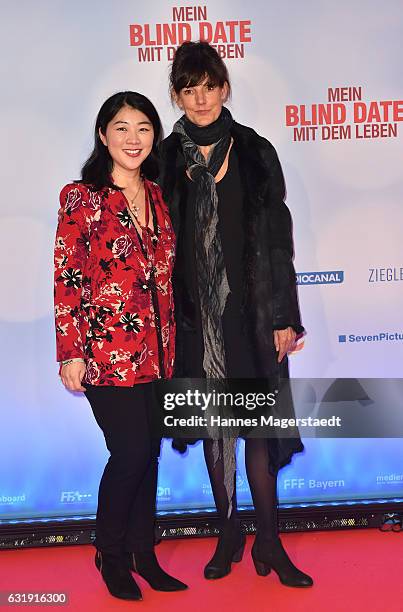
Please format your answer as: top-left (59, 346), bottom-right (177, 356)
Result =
top-left (338, 332), bottom-right (403, 343)
top-left (60, 491), bottom-right (93, 503)
top-left (296, 270), bottom-right (344, 285)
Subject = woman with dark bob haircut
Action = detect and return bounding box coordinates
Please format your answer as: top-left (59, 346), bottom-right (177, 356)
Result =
top-left (54, 91), bottom-right (187, 600)
top-left (159, 42), bottom-right (313, 587)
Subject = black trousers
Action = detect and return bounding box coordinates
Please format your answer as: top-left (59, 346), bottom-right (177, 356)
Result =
top-left (85, 382), bottom-right (161, 556)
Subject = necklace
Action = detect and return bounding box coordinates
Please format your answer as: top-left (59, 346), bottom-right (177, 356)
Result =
top-left (126, 185), bottom-right (157, 267)
top-left (123, 179), bottom-right (143, 218)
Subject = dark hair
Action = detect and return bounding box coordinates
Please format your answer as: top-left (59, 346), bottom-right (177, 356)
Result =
top-left (80, 91), bottom-right (162, 190)
top-left (169, 41), bottom-right (231, 100)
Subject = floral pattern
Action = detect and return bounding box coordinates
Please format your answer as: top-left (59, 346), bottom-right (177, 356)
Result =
top-left (54, 180), bottom-right (176, 386)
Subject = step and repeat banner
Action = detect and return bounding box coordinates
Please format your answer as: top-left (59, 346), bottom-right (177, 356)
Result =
top-left (1, 0), bottom-right (403, 519)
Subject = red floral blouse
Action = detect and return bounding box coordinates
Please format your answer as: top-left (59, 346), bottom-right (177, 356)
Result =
top-left (54, 180), bottom-right (175, 386)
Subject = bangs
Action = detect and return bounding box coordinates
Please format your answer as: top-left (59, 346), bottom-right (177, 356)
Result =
top-left (176, 69), bottom-right (223, 91)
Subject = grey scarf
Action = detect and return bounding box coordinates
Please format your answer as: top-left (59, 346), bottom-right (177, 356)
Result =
top-left (173, 108), bottom-right (238, 517)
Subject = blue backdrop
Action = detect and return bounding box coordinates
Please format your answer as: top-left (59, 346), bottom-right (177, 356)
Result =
top-left (1, 0), bottom-right (403, 522)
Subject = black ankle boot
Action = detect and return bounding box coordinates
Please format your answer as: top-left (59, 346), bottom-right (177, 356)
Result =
top-left (95, 550), bottom-right (142, 600)
top-left (126, 551), bottom-right (188, 592)
top-left (251, 537), bottom-right (313, 587)
top-left (204, 521), bottom-right (246, 580)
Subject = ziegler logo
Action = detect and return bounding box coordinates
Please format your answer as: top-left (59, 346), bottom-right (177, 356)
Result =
top-left (369, 267), bottom-right (403, 282)
top-left (60, 491), bottom-right (92, 503)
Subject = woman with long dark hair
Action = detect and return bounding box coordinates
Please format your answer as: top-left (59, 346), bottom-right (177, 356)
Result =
top-left (159, 42), bottom-right (313, 587)
top-left (54, 91), bottom-right (187, 600)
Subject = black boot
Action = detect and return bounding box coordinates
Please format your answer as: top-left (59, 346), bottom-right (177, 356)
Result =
top-left (251, 537), bottom-right (313, 587)
top-left (204, 521), bottom-right (246, 580)
top-left (126, 551), bottom-right (188, 592)
top-left (95, 550), bottom-right (143, 600)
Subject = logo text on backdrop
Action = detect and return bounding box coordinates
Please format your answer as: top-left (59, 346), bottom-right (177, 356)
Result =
top-left (129, 5), bottom-right (252, 62)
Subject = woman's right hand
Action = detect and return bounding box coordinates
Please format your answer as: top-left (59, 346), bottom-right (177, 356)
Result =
top-left (60, 361), bottom-right (87, 392)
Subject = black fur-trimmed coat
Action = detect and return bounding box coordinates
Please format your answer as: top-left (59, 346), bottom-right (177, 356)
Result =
top-left (158, 121), bottom-right (303, 379)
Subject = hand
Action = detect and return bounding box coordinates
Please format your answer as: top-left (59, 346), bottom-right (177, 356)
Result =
top-left (273, 327), bottom-right (297, 363)
top-left (60, 361), bottom-right (86, 392)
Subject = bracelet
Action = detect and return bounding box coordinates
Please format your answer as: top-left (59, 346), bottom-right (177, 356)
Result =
top-left (61, 358), bottom-right (85, 366)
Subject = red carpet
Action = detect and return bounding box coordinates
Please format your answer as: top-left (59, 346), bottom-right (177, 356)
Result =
top-left (1, 530), bottom-right (402, 611)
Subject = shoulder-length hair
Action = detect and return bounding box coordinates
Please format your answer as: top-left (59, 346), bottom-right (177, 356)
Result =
top-left (80, 91), bottom-right (162, 190)
top-left (169, 41), bottom-right (231, 99)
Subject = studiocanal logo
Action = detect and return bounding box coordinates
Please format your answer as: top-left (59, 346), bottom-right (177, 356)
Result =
top-left (338, 332), bottom-right (403, 343)
top-left (296, 270), bottom-right (344, 285)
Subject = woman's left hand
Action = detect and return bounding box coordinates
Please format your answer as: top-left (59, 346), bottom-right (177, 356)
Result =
top-left (273, 327), bottom-right (297, 362)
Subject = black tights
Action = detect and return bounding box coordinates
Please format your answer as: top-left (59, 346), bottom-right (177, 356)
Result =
top-left (203, 438), bottom-right (278, 540)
